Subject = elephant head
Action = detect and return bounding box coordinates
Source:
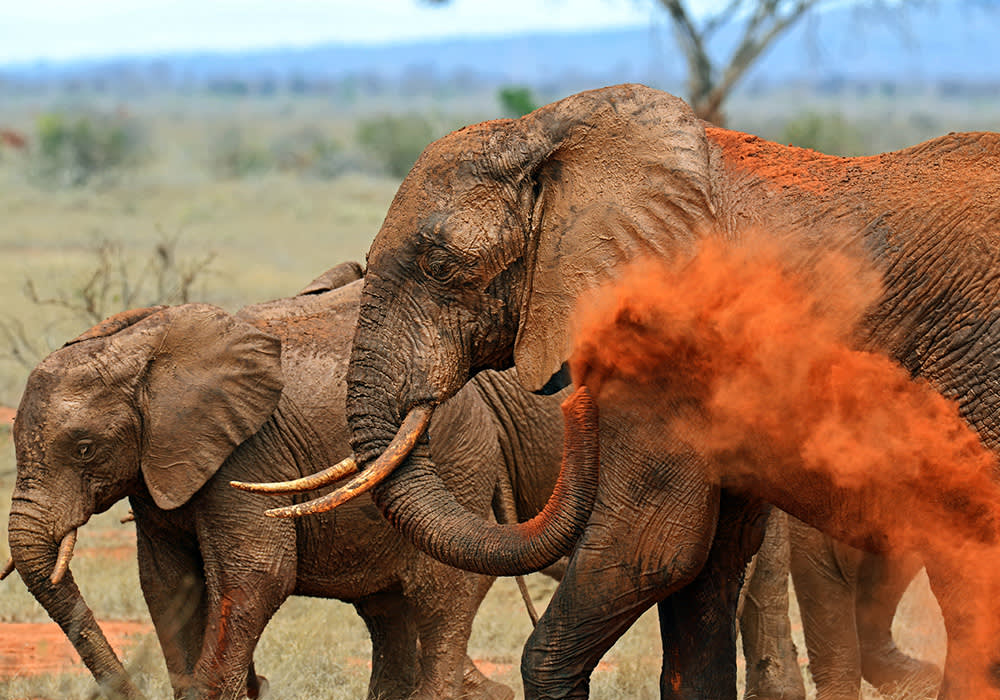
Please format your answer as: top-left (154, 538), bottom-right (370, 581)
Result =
top-left (273, 84), bottom-right (715, 575)
top-left (6, 304), bottom-right (282, 697)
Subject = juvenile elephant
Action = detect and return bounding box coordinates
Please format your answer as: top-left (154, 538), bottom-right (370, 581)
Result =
top-left (273, 85), bottom-right (1000, 698)
top-left (4, 263), bottom-right (573, 700)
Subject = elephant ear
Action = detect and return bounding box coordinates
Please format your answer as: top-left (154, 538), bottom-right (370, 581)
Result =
top-left (508, 84), bottom-right (716, 391)
top-left (297, 260), bottom-right (363, 295)
top-left (138, 304), bottom-right (283, 509)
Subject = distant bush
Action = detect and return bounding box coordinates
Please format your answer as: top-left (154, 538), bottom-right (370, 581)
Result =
top-left (779, 112), bottom-right (866, 156)
top-left (356, 114), bottom-right (436, 179)
top-left (270, 127), bottom-right (349, 178)
top-left (208, 127), bottom-right (273, 178)
top-left (498, 85), bottom-right (538, 117)
top-left (208, 126), bottom-right (350, 179)
top-left (31, 112), bottom-right (145, 186)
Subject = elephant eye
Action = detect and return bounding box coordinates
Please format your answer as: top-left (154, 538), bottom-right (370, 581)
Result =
top-left (419, 248), bottom-right (460, 283)
top-left (75, 439), bottom-right (96, 462)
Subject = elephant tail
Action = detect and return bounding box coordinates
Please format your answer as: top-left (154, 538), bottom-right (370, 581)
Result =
top-left (491, 471), bottom-right (541, 627)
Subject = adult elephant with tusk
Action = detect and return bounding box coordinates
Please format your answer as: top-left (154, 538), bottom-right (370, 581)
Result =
top-left (284, 84), bottom-right (1000, 699)
top-left (4, 262), bottom-right (585, 700)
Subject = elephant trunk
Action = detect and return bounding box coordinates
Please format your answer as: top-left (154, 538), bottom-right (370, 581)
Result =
top-left (372, 387), bottom-right (599, 576)
top-left (346, 330), bottom-right (600, 576)
top-left (7, 502), bottom-right (145, 700)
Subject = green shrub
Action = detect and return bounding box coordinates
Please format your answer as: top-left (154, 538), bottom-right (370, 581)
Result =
top-left (32, 112), bottom-right (145, 186)
top-left (209, 126), bottom-right (351, 179)
top-left (208, 127), bottom-right (274, 178)
top-left (356, 114), bottom-right (436, 179)
top-left (270, 127), bottom-right (348, 179)
top-left (779, 112), bottom-right (866, 156)
top-left (498, 85), bottom-right (538, 117)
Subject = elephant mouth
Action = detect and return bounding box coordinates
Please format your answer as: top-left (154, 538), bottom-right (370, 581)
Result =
top-left (250, 403), bottom-right (434, 518)
top-left (3, 494), bottom-right (84, 586)
top-left (2, 528), bottom-right (79, 586)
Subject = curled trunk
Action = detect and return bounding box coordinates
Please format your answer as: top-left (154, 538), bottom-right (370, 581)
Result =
top-left (7, 505), bottom-right (145, 700)
top-left (354, 382), bottom-right (601, 576)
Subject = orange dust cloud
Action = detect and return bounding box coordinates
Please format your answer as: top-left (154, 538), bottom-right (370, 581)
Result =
top-left (570, 229), bottom-right (1000, 697)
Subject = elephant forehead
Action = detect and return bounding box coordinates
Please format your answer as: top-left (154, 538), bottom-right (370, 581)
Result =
top-left (369, 192), bottom-right (514, 270)
top-left (24, 349), bottom-right (134, 422)
top-left (368, 125), bottom-right (513, 248)
top-left (21, 366), bottom-right (96, 425)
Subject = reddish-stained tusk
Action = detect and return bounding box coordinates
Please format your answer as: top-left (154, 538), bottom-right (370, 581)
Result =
top-left (50, 529), bottom-right (77, 585)
top-left (230, 455), bottom-right (359, 494)
top-left (120, 510), bottom-right (135, 524)
top-left (266, 405), bottom-right (433, 519)
top-left (0, 557), bottom-right (14, 581)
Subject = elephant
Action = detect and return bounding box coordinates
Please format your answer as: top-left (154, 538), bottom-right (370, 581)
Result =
top-left (4, 262), bottom-right (581, 700)
top-left (268, 84), bottom-right (1000, 699)
top-left (788, 520), bottom-right (940, 700)
top-left (747, 511), bottom-right (940, 700)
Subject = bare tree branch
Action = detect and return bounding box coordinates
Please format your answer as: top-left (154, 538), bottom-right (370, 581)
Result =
top-left (653, 0), bottom-right (828, 124)
top-left (701, 0), bottom-right (745, 38)
top-left (702, 0), bottom-right (820, 121)
top-left (0, 231), bottom-right (217, 373)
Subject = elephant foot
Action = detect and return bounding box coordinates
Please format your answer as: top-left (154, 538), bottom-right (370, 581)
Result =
top-left (246, 674), bottom-right (269, 699)
top-left (861, 647), bottom-right (940, 696)
top-left (462, 658), bottom-right (515, 700)
top-left (745, 654), bottom-right (806, 700)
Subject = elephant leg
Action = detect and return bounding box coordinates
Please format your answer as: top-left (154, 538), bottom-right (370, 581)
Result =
top-left (245, 661), bottom-right (269, 699)
top-left (854, 551), bottom-right (940, 693)
top-left (191, 518), bottom-right (296, 700)
top-left (520, 439), bottom-right (719, 699)
top-left (788, 517), bottom-right (862, 700)
top-left (739, 508), bottom-right (806, 700)
top-left (462, 655), bottom-right (516, 700)
top-left (660, 491), bottom-right (771, 700)
top-left (411, 569), bottom-right (504, 700)
top-left (354, 593), bottom-right (419, 699)
top-left (134, 517), bottom-right (207, 699)
top-left (923, 557), bottom-right (1000, 700)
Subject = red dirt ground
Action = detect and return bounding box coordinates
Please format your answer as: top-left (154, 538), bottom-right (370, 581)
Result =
top-left (0, 620), bottom-right (151, 678)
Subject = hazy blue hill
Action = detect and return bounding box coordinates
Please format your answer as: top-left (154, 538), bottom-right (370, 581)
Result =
top-left (2, 3), bottom-right (997, 89)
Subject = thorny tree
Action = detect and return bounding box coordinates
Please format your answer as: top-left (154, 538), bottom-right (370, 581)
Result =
top-left (656, 1), bottom-right (821, 124)
top-left (0, 232), bottom-right (215, 372)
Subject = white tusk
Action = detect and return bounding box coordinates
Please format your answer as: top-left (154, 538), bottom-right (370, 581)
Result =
top-left (50, 529), bottom-right (78, 585)
top-left (266, 405), bottom-right (432, 519)
top-left (231, 455), bottom-right (359, 494)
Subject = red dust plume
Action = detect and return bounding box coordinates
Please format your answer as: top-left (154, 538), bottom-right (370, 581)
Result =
top-left (570, 230), bottom-right (1000, 697)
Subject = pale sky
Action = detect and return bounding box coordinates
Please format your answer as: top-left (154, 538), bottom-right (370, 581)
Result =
top-left (0, 0), bottom-right (681, 66)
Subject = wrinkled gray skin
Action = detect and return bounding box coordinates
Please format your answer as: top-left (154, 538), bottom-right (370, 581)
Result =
top-left (340, 83), bottom-right (1000, 699)
top-left (743, 512), bottom-right (940, 700)
top-left (788, 517), bottom-right (941, 699)
top-left (7, 263), bottom-right (571, 700)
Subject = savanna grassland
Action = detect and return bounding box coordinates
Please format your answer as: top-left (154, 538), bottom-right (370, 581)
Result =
top-left (0, 84), bottom-right (991, 698)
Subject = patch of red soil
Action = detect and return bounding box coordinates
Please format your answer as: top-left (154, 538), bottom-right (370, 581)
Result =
top-left (77, 526), bottom-right (138, 562)
top-left (75, 546), bottom-right (135, 561)
top-left (0, 621), bottom-right (151, 678)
